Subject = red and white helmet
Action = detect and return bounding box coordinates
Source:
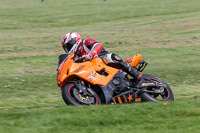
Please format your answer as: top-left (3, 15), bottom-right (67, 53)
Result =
top-left (61, 32), bottom-right (82, 53)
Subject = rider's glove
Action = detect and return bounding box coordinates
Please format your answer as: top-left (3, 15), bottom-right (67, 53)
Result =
top-left (82, 53), bottom-right (94, 61)
top-left (82, 50), bottom-right (97, 61)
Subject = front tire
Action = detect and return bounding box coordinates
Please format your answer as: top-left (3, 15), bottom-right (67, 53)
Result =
top-left (140, 74), bottom-right (174, 102)
top-left (62, 82), bottom-right (101, 106)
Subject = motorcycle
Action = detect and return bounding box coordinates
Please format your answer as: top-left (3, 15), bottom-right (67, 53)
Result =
top-left (57, 43), bottom-right (174, 105)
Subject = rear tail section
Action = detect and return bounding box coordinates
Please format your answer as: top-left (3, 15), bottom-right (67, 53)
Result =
top-left (124, 54), bottom-right (142, 67)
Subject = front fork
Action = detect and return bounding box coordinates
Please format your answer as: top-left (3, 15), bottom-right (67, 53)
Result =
top-left (73, 80), bottom-right (94, 96)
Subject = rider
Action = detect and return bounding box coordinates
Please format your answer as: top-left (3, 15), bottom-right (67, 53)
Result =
top-left (60, 32), bottom-right (142, 82)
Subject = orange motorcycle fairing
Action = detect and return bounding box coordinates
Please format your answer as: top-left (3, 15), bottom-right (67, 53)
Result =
top-left (57, 52), bottom-right (174, 106)
top-left (57, 54), bottom-right (119, 89)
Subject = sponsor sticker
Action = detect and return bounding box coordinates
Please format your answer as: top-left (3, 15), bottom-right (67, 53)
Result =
top-left (75, 65), bottom-right (85, 73)
top-left (112, 94), bottom-right (140, 104)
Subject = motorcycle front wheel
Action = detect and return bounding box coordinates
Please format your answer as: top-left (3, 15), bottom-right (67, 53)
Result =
top-left (140, 74), bottom-right (174, 102)
top-left (62, 82), bottom-right (101, 106)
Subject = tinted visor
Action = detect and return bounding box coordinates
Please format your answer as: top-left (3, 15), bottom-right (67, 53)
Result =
top-left (66, 38), bottom-right (77, 52)
top-left (66, 42), bottom-right (73, 51)
top-left (63, 40), bottom-right (74, 52)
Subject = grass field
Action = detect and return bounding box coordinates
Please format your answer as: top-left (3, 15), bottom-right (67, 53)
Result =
top-left (0, 0), bottom-right (200, 133)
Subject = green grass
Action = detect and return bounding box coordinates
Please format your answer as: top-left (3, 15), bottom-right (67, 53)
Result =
top-left (0, 0), bottom-right (200, 133)
top-left (1, 101), bottom-right (200, 133)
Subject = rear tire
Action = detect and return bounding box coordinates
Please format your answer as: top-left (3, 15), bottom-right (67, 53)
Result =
top-left (62, 82), bottom-right (101, 106)
top-left (140, 74), bottom-right (174, 102)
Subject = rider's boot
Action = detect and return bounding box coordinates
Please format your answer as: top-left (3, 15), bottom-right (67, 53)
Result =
top-left (121, 62), bottom-right (142, 82)
top-left (103, 53), bottom-right (142, 82)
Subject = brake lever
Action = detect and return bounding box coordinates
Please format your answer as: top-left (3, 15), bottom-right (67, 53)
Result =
top-left (74, 58), bottom-right (82, 63)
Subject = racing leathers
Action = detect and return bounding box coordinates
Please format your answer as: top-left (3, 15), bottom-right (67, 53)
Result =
top-left (77, 38), bottom-right (142, 81)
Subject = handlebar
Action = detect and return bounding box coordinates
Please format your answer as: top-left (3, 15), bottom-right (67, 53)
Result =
top-left (74, 57), bottom-right (86, 63)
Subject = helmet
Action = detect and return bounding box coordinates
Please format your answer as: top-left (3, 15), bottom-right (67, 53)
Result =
top-left (61, 32), bottom-right (82, 53)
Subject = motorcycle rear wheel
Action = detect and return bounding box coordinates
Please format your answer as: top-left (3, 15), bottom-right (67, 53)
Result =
top-left (62, 82), bottom-right (101, 106)
top-left (140, 74), bottom-right (174, 102)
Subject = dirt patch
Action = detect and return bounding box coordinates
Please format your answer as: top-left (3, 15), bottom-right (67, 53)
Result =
top-left (1, 43), bottom-right (59, 50)
top-left (1, 39), bottom-right (200, 58)
top-left (15, 69), bottom-right (42, 74)
top-left (192, 97), bottom-right (200, 100)
top-left (0, 51), bottom-right (62, 58)
top-left (159, 19), bottom-right (200, 27)
top-left (107, 39), bottom-right (200, 51)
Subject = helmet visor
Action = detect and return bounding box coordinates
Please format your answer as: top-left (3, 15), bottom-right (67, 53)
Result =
top-left (63, 42), bottom-right (73, 53)
top-left (69, 43), bottom-right (79, 55)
